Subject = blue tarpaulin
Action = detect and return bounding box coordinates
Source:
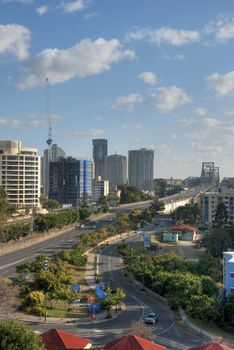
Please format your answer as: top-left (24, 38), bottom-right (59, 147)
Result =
top-left (71, 284), bottom-right (80, 292)
top-left (95, 284), bottom-right (106, 300)
top-left (87, 303), bottom-right (101, 313)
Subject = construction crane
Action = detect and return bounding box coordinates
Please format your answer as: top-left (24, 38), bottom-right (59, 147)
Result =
top-left (46, 78), bottom-right (53, 156)
top-left (45, 78), bottom-right (53, 196)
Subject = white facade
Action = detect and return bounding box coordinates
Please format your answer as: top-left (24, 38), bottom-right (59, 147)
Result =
top-left (92, 177), bottom-right (109, 202)
top-left (223, 252), bottom-right (234, 297)
top-left (0, 140), bottom-right (40, 207)
top-left (201, 189), bottom-right (234, 224)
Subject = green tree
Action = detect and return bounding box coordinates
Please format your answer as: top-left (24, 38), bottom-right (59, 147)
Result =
top-left (0, 320), bottom-right (44, 350)
top-left (119, 185), bottom-right (150, 204)
top-left (0, 187), bottom-right (15, 223)
top-left (214, 202), bottom-right (229, 227)
top-left (204, 227), bottom-right (233, 257)
top-left (79, 207), bottom-right (91, 220)
top-left (173, 203), bottom-right (200, 225)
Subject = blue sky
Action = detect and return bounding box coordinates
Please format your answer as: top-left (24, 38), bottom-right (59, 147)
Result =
top-left (1, 0), bottom-right (234, 179)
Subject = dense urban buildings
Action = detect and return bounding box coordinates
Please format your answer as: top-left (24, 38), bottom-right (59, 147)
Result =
top-left (105, 154), bottom-right (127, 187)
top-left (128, 148), bottom-right (154, 192)
top-left (49, 157), bottom-right (93, 206)
top-left (0, 140), bottom-right (40, 207)
top-left (92, 139), bottom-right (108, 180)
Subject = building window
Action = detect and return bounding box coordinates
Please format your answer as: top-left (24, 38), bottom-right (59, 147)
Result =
top-left (230, 273), bottom-right (234, 279)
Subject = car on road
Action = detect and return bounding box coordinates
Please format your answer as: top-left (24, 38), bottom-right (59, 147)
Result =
top-left (76, 224), bottom-right (85, 229)
top-left (144, 312), bottom-right (159, 324)
top-left (91, 225), bottom-right (96, 229)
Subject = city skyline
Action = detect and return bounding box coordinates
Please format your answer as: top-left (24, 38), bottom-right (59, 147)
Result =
top-left (1, 1), bottom-right (234, 178)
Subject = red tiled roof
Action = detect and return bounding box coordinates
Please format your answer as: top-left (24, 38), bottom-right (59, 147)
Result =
top-left (105, 335), bottom-right (167, 350)
top-left (188, 343), bottom-right (234, 350)
top-left (170, 224), bottom-right (196, 232)
top-left (41, 329), bottom-right (91, 350)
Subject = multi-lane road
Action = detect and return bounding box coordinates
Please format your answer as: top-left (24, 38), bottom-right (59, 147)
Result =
top-left (0, 199), bottom-right (206, 349)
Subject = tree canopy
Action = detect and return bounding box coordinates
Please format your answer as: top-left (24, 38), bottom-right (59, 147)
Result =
top-left (0, 320), bottom-right (44, 350)
top-left (118, 185), bottom-right (151, 204)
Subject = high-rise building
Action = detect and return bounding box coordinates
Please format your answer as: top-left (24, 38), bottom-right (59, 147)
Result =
top-left (92, 139), bottom-right (108, 180)
top-left (201, 187), bottom-right (234, 225)
top-left (0, 140), bottom-right (40, 207)
top-left (128, 148), bottom-right (154, 191)
top-left (92, 176), bottom-right (109, 202)
top-left (41, 144), bottom-right (66, 195)
top-left (105, 154), bottom-right (127, 187)
top-left (49, 157), bottom-right (93, 206)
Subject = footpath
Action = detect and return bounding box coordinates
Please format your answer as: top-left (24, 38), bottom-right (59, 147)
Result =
top-left (12, 231), bottom-right (130, 326)
top-left (2, 224), bottom-right (234, 347)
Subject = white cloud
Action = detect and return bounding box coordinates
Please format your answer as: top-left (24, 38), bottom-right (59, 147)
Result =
top-left (84, 12), bottom-right (98, 20)
top-left (2, 0), bottom-right (34, 3)
top-left (126, 26), bottom-right (200, 46)
top-left (36, 5), bottom-right (49, 15)
top-left (162, 53), bottom-right (185, 61)
top-left (153, 85), bottom-right (192, 113)
top-left (184, 130), bottom-right (210, 141)
top-left (223, 135), bottom-right (234, 146)
top-left (201, 118), bottom-right (221, 128)
top-left (180, 117), bottom-right (221, 129)
top-left (62, 0), bottom-right (85, 13)
top-left (204, 16), bottom-right (234, 43)
top-left (93, 116), bottom-right (103, 122)
top-left (0, 115), bottom-right (49, 130)
top-left (17, 38), bottom-right (135, 89)
top-left (122, 123), bottom-right (143, 129)
top-left (191, 142), bottom-right (222, 156)
top-left (59, 128), bottom-right (104, 137)
top-left (0, 24), bottom-right (31, 60)
top-left (112, 93), bottom-right (143, 111)
top-left (194, 107), bottom-right (207, 116)
top-left (207, 71), bottom-right (234, 96)
top-left (225, 108), bottom-right (234, 116)
top-left (138, 71), bottom-right (156, 86)
top-left (170, 134), bottom-right (177, 140)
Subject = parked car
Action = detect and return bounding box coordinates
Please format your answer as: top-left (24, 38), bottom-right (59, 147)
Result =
top-left (144, 312), bottom-right (159, 324)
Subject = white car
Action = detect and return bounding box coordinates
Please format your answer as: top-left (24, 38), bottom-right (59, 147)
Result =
top-left (144, 312), bottom-right (159, 324)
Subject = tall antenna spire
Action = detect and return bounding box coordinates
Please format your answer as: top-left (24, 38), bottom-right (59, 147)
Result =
top-left (46, 78), bottom-right (53, 151)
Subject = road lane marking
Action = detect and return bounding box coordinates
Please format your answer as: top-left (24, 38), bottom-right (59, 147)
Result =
top-left (0, 258), bottom-right (26, 270)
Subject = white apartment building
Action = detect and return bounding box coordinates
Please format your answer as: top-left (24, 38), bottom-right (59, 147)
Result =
top-left (0, 140), bottom-right (40, 208)
top-left (201, 188), bottom-right (234, 225)
top-left (92, 176), bottom-right (109, 202)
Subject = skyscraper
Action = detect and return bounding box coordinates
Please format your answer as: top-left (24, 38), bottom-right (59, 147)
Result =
top-left (105, 154), bottom-right (127, 187)
top-left (128, 148), bottom-right (154, 191)
top-left (0, 140), bottom-right (40, 207)
top-left (49, 157), bottom-right (93, 206)
top-left (92, 139), bottom-right (108, 180)
top-left (41, 143), bottom-right (66, 195)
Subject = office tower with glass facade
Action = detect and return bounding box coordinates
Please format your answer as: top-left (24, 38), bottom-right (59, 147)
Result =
top-left (49, 157), bottom-right (93, 206)
top-left (128, 148), bottom-right (154, 191)
top-left (0, 140), bottom-right (40, 207)
top-left (105, 154), bottom-right (127, 187)
top-left (92, 139), bottom-right (108, 180)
